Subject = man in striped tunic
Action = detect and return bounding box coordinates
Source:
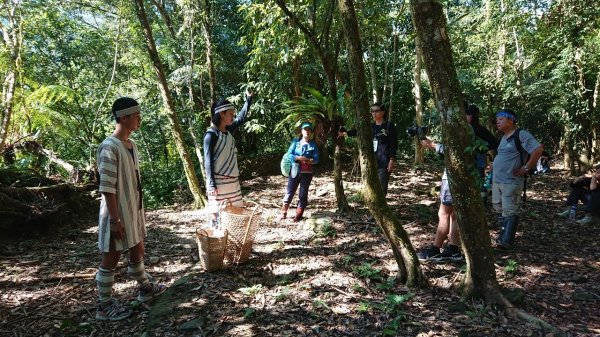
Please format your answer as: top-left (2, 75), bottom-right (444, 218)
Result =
top-left (203, 91), bottom-right (253, 225)
top-left (95, 97), bottom-right (166, 321)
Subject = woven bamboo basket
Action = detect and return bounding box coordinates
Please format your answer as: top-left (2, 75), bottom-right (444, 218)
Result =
top-left (220, 201), bottom-right (261, 265)
top-left (196, 227), bottom-right (227, 271)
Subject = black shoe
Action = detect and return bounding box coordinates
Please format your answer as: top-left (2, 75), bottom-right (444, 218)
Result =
top-left (440, 244), bottom-right (463, 261)
top-left (417, 245), bottom-right (441, 261)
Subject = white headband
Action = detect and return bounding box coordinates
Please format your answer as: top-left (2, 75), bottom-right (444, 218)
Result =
top-left (214, 104), bottom-right (234, 114)
top-left (114, 105), bottom-right (140, 117)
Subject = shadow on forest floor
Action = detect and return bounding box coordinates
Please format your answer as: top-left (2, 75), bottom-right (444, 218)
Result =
top-left (0, 161), bottom-right (599, 336)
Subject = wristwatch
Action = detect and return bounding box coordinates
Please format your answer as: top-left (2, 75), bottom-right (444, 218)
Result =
top-left (109, 218), bottom-right (121, 225)
top-left (522, 166), bottom-right (529, 171)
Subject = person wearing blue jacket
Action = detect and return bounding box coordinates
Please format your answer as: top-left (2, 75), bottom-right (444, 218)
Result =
top-left (280, 122), bottom-right (320, 222)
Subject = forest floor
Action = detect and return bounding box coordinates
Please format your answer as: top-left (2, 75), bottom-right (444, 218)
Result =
top-left (1, 161), bottom-right (599, 337)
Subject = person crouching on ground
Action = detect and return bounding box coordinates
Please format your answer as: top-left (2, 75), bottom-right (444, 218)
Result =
top-left (95, 97), bottom-right (166, 321)
top-left (280, 122), bottom-right (319, 222)
top-left (203, 90), bottom-right (253, 226)
top-left (492, 109), bottom-right (543, 249)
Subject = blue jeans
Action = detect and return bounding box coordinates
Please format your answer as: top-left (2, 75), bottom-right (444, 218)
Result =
top-left (283, 173), bottom-right (314, 209)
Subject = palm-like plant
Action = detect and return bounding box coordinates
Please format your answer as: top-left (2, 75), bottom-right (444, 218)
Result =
top-left (276, 87), bottom-right (339, 144)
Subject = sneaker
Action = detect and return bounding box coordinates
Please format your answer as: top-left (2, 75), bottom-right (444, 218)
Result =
top-left (417, 245), bottom-right (441, 261)
top-left (576, 214), bottom-right (593, 225)
top-left (137, 282), bottom-right (167, 302)
top-left (96, 298), bottom-right (133, 321)
top-left (440, 244), bottom-right (464, 261)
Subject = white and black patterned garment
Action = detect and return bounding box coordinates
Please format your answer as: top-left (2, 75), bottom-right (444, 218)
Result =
top-left (96, 136), bottom-right (146, 252)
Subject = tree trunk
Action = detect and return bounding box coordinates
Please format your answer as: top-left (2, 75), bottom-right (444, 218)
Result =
top-left (201, 1), bottom-right (217, 104)
top-left (592, 72), bottom-right (600, 164)
top-left (0, 2), bottom-right (22, 152)
top-left (410, 0), bottom-right (501, 299)
top-left (338, 0), bottom-right (427, 288)
top-left (413, 48), bottom-right (425, 166)
top-left (275, 0), bottom-right (349, 212)
top-left (387, 32), bottom-right (398, 118)
top-left (367, 45), bottom-right (380, 103)
top-left (134, 0), bottom-right (206, 208)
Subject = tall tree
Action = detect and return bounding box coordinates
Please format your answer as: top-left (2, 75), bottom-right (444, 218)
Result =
top-left (338, 0), bottom-right (427, 287)
top-left (274, 0), bottom-right (349, 212)
top-left (0, 0), bottom-right (23, 152)
top-left (133, 0), bottom-right (206, 208)
top-left (410, 1), bottom-right (565, 333)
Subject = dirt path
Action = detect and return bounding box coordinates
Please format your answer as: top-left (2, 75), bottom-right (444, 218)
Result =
top-left (1, 163), bottom-right (598, 336)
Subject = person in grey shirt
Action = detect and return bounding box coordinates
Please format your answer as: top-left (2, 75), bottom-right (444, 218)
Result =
top-left (492, 109), bottom-right (544, 249)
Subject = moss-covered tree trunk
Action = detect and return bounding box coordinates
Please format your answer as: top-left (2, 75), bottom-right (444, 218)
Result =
top-left (410, 0), bottom-right (502, 300)
top-left (338, 0), bottom-right (427, 288)
top-left (134, 0), bottom-right (206, 208)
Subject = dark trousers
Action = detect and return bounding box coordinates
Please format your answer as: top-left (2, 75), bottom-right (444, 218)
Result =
top-left (283, 173), bottom-right (314, 209)
top-left (378, 168), bottom-right (390, 196)
top-left (590, 190), bottom-right (600, 217)
top-left (565, 187), bottom-right (590, 208)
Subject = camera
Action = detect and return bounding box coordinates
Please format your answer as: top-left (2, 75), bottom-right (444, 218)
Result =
top-left (406, 124), bottom-right (428, 140)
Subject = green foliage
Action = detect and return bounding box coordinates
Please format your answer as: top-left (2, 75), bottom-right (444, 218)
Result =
top-left (504, 259), bottom-right (518, 275)
top-left (243, 307), bottom-right (256, 319)
top-left (352, 262), bottom-right (383, 282)
top-left (238, 284), bottom-right (263, 296)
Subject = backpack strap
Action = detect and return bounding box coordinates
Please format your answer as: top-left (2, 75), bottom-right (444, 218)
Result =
top-left (512, 128), bottom-right (528, 202)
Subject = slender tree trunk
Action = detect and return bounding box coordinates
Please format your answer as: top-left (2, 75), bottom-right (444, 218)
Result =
top-left (387, 32), bottom-right (398, 118)
top-left (201, 11), bottom-right (217, 104)
top-left (0, 3), bottom-right (22, 152)
top-left (339, 0), bottom-right (427, 288)
top-left (413, 48), bottom-right (425, 166)
top-left (275, 0), bottom-right (349, 213)
top-left (367, 45), bottom-right (380, 103)
top-left (592, 72), bottom-right (600, 163)
top-left (188, 25), bottom-right (207, 182)
top-left (134, 0), bottom-right (206, 208)
top-left (411, 0), bottom-right (502, 299)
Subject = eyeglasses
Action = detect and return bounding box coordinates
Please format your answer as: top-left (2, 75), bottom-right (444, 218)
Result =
top-left (371, 109), bottom-right (383, 113)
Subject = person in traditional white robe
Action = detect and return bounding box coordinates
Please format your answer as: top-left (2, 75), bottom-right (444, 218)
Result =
top-left (94, 97), bottom-right (166, 321)
top-left (203, 91), bottom-right (253, 224)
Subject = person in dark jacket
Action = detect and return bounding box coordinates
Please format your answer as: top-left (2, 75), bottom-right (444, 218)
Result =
top-left (338, 102), bottom-right (399, 196)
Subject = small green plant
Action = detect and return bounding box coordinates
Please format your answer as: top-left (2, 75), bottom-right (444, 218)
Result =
top-left (381, 293), bottom-right (413, 313)
top-left (351, 282), bottom-right (366, 294)
top-left (352, 262), bottom-right (383, 281)
top-left (316, 221), bottom-right (336, 238)
top-left (312, 299), bottom-right (330, 311)
top-left (357, 301), bottom-right (370, 313)
top-left (274, 287), bottom-right (290, 302)
top-left (504, 259), bottom-right (518, 275)
top-left (382, 317), bottom-right (407, 335)
top-left (347, 191), bottom-right (365, 203)
top-left (340, 255), bottom-right (353, 268)
top-left (376, 277), bottom-right (397, 291)
top-left (238, 284), bottom-right (263, 296)
top-left (243, 307), bottom-right (256, 318)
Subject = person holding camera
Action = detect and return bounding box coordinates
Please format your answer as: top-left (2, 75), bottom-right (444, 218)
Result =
top-left (417, 104), bottom-right (498, 261)
top-left (492, 109), bottom-right (543, 249)
top-left (338, 102), bottom-right (398, 197)
top-left (575, 164), bottom-right (600, 225)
